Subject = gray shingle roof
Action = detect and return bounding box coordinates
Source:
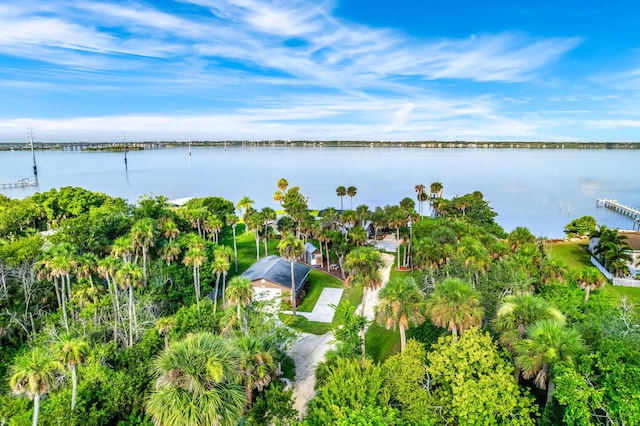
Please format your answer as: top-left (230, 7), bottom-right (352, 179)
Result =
top-left (305, 242), bottom-right (318, 252)
top-left (241, 255), bottom-right (311, 291)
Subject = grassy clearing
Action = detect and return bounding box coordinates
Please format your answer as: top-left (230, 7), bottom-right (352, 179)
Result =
top-left (297, 269), bottom-right (344, 313)
top-left (547, 239), bottom-right (640, 305)
top-left (547, 239), bottom-right (592, 271)
top-left (365, 323), bottom-right (401, 362)
top-left (280, 284), bottom-right (363, 335)
top-left (603, 284), bottom-right (640, 306)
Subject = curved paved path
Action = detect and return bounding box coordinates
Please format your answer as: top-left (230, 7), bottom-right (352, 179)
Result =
top-left (288, 252), bottom-right (395, 417)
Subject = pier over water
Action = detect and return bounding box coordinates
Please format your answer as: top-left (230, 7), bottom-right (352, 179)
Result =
top-left (0, 178), bottom-right (37, 190)
top-left (597, 199), bottom-right (640, 227)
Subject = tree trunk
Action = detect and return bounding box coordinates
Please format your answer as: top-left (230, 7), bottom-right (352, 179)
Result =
top-left (361, 289), bottom-right (367, 362)
top-left (546, 373), bottom-right (556, 406)
top-left (400, 325), bottom-right (406, 352)
top-left (142, 247), bottom-right (148, 284)
top-left (128, 285), bottom-right (134, 347)
top-left (232, 226), bottom-right (238, 272)
top-left (213, 274), bottom-right (221, 314)
top-left (584, 286), bottom-right (591, 305)
top-left (222, 273), bottom-right (228, 309)
top-left (338, 254), bottom-right (346, 279)
top-left (53, 277), bottom-right (62, 312)
top-left (513, 364), bottom-right (521, 383)
top-left (60, 277), bottom-right (70, 333)
top-left (106, 274), bottom-right (119, 344)
top-left (66, 273), bottom-right (72, 302)
top-left (255, 234), bottom-right (260, 261)
top-left (193, 265), bottom-right (200, 312)
top-left (451, 325), bottom-right (458, 342)
top-left (89, 275), bottom-right (98, 327)
top-left (71, 365), bottom-right (78, 410)
top-left (290, 260), bottom-right (296, 318)
top-left (32, 392), bottom-right (40, 426)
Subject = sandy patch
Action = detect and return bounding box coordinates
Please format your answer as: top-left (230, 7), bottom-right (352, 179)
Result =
top-left (288, 332), bottom-right (335, 416)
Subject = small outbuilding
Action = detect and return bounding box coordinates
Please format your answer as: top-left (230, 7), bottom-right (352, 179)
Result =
top-left (240, 255), bottom-right (311, 306)
top-left (304, 242), bottom-right (323, 267)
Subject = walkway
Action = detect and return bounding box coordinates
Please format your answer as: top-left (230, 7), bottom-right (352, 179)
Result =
top-left (282, 287), bottom-right (344, 323)
top-left (370, 234), bottom-right (401, 253)
top-left (288, 332), bottom-right (335, 416)
top-left (287, 252), bottom-right (394, 417)
top-left (359, 252), bottom-right (395, 321)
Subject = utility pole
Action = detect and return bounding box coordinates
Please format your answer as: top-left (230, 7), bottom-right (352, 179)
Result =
top-left (122, 133), bottom-right (128, 168)
top-left (29, 126), bottom-right (38, 176)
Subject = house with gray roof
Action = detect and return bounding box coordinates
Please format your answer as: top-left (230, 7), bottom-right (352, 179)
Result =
top-left (240, 255), bottom-right (311, 305)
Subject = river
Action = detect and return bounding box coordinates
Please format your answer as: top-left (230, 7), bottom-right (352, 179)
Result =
top-left (1, 145), bottom-right (638, 238)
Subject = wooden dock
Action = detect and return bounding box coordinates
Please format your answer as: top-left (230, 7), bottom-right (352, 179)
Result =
top-left (0, 178), bottom-right (37, 189)
top-left (597, 199), bottom-right (640, 220)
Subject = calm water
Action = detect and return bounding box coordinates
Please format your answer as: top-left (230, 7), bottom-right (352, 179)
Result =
top-left (1, 146), bottom-right (638, 238)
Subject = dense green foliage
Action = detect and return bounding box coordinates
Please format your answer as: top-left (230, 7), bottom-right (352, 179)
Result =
top-left (1, 183), bottom-right (640, 425)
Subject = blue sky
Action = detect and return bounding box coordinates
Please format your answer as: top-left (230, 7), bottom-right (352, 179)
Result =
top-left (2, 0), bottom-right (640, 142)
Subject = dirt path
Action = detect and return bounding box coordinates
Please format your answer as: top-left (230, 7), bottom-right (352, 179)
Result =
top-left (288, 332), bottom-right (335, 416)
top-left (287, 252), bottom-right (395, 416)
top-left (359, 252), bottom-right (395, 321)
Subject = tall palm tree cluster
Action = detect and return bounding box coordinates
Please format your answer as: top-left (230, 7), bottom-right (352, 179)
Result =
top-left (591, 225), bottom-right (634, 277)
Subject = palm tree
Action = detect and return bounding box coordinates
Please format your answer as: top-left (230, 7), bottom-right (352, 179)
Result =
top-left (346, 186), bottom-right (357, 209)
top-left (246, 211), bottom-right (264, 261)
top-left (375, 276), bottom-right (425, 352)
top-left (10, 347), bottom-right (64, 426)
top-left (116, 262), bottom-right (144, 347)
top-left (345, 246), bottom-right (383, 359)
top-left (211, 256), bottom-right (231, 314)
top-left (204, 214), bottom-right (224, 243)
top-left (226, 276), bottom-right (254, 335)
top-left (146, 332), bottom-right (245, 426)
top-left (158, 240), bottom-right (181, 265)
top-left (236, 337), bottom-right (279, 408)
top-left (156, 316), bottom-right (176, 349)
top-left (111, 235), bottom-right (133, 264)
top-left (426, 278), bottom-right (484, 341)
top-left (237, 196), bottom-right (255, 234)
top-left (226, 215), bottom-right (240, 272)
top-left (57, 335), bottom-right (89, 411)
top-left (492, 294), bottom-right (565, 380)
top-left (336, 186), bottom-right (346, 210)
top-left (345, 246), bottom-right (383, 317)
top-left (130, 217), bottom-right (158, 283)
top-left (415, 184), bottom-right (426, 216)
top-left (277, 178), bottom-right (289, 192)
top-left (277, 233), bottom-right (305, 317)
top-left (97, 257), bottom-right (120, 344)
top-left (183, 247), bottom-right (207, 312)
top-left (429, 181), bottom-right (443, 199)
top-left (515, 320), bottom-right (587, 406)
top-left (574, 268), bottom-right (606, 305)
top-left (593, 228), bottom-right (633, 276)
top-left (48, 244), bottom-right (77, 333)
top-left (160, 219), bottom-right (180, 242)
top-left (261, 207), bottom-right (277, 256)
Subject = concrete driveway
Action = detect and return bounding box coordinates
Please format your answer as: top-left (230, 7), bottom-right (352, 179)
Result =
top-left (283, 287), bottom-right (344, 323)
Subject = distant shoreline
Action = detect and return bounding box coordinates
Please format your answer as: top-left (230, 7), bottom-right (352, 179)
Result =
top-left (2, 140), bottom-right (640, 151)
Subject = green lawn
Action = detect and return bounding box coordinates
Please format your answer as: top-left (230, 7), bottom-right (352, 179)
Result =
top-left (603, 283), bottom-right (640, 306)
top-left (547, 239), bottom-right (640, 305)
top-left (280, 284), bottom-right (363, 335)
top-left (365, 322), bottom-right (401, 362)
top-left (297, 269), bottom-right (344, 312)
top-left (547, 239), bottom-right (592, 271)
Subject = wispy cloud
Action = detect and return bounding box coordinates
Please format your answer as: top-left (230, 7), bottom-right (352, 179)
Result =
top-left (0, 0), bottom-right (599, 141)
